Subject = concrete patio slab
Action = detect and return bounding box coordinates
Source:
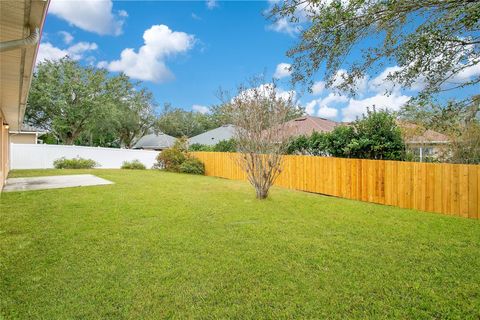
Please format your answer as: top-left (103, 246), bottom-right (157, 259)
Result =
top-left (3, 174), bottom-right (114, 192)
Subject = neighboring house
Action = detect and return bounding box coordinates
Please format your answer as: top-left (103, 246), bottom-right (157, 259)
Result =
top-left (189, 124), bottom-right (236, 146)
top-left (0, 0), bottom-right (49, 190)
top-left (9, 124), bottom-right (47, 144)
top-left (133, 132), bottom-right (176, 151)
top-left (399, 123), bottom-right (450, 161)
top-left (278, 116), bottom-right (339, 139)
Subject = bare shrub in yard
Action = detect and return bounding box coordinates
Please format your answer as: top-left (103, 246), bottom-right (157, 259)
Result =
top-left (222, 79), bottom-right (298, 199)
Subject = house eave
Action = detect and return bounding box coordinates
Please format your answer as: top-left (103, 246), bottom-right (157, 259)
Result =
top-left (0, 0), bottom-right (50, 131)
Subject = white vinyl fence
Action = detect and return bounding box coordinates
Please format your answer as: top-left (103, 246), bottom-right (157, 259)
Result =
top-left (10, 143), bottom-right (159, 169)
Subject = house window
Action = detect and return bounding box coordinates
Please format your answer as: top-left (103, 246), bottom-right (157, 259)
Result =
top-left (423, 147), bottom-right (433, 155)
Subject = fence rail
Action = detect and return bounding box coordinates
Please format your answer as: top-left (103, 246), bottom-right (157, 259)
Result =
top-left (191, 152), bottom-right (480, 219)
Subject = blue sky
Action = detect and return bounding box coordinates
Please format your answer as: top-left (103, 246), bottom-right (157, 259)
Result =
top-left (38, 0), bottom-right (479, 121)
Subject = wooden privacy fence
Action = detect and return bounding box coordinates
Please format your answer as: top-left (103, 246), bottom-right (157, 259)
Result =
top-left (191, 152), bottom-right (480, 219)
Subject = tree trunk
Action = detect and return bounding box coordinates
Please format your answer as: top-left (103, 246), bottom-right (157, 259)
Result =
top-left (255, 187), bottom-right (269, 199)
top-left (64, 136), bottom-right (75, 145)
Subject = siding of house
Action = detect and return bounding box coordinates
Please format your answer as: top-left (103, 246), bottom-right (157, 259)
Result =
top-left (10, 133), bottom-right (37, 144)
top-left (0, 115), bottom-right (10, 190)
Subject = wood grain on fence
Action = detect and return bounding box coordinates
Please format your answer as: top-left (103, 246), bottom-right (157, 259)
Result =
top-left (191, 152), bottom-right (480, 219)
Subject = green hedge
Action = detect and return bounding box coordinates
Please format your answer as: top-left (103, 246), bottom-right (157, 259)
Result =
top-left (121, 159), bottom-right (146, 170)
top-left (53, 157), bottom-right (98, 169)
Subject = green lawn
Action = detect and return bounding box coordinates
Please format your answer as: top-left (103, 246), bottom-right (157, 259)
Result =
top-left (1, 169), bottom-right (479, 319)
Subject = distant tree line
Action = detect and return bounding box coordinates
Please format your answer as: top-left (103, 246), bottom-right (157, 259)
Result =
top-left (22, 59), bottom-right (229, 147)
top-left (27, 58), bottom-right (305, 148)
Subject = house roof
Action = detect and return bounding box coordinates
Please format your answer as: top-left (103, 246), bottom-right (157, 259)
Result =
top-left (0, 0), bottom-right (49, 130)
top-left (189, 125), bottom-right (236, 146)
top-left (13, 123), bottom-right (47, 133)
top-left (279, 116), bottom-right (339, 138)
top-left (133, 132), bottom-right (176, 150)
top-left (399, 122), bottom-right (450, 144)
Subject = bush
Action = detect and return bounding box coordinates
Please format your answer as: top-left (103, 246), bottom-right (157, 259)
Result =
top-left (121, 159), bottom-right (146, 170)
top-left (53, 157), bottom-right (98, 169)
top-left (287, 109), bottom-right (405, 160)
top-left (156, 148), bottom-right (186, 171)
top-left (179, 158), bottom-right (205, 175)
top-left (155, 137), bottom-right (205, 174)
top-left (189, 143), bottom-right (213, 152)
top-left (189, 139), bottom-right (236, 152)
top-left (213, 139), bottom-right (236, 152)
top-left (173, 136), bottom-right (189, 152)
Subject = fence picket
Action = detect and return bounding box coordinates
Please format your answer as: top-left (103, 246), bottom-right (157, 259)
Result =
top-left (191, 152), bottom-right (480, 219)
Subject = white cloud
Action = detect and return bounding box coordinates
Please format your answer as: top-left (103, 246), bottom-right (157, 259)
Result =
top-left (331, 68), bottom-right (349, 88)
top-left (304, 56), bottom-right (478, 122)
top-left (36, 43), bottom-right (68, 63)
top-left (329, 69), bottom-right (369, 96)
top-left (206, 0), bottom-right (218, 9)
top-left (66, 42), bottom-right (98, 59)
top-left (191, 13), bottom-right (201, 20)
top-left (318, 92), bottom-right (348, 106)
top-left (368, 65), bottom-right (402, 93)
top-left (58, 31), bottom-right (73, 44)
top-left (305, 100), bottom-right (317, 115)
top-left (105, 24), bottom-right (195, 83)
top-left (341, 92), bottom-right (410, 122)
top-left (311, 81), bottom-right (325, 95)
top-left (85, 56), bottom-right (97, 66)
top-left (267, 17), bottom-right (300, 36)
top-left (317, 105), bottom-right (338, 119)
top-left (273, 63), bottom-right (291, 79)
top-left (36, 41), bottom-right (98, 64)
top-left (303, 65), bottom-right (415, 122)
top-left (192, 105), bottom-right (210, 114)
top-left (235, 83), bottom-right (296, 103)
top-left (276, 87), bottom-right (297, 101)
top-left (266, 0), bottom-right (318, 36)
top-left (48, 0), bottom-right (127, 36)
top-left (97, 60), bottom-right (108, 69)
top-left (449, 59), bottom-right (480, 83)
top-left (303, 92), bottom-right (344, 119)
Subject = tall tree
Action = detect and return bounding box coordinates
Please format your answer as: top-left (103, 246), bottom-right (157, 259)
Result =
top-left (26, 58), bottom-right (110, 145)
top-left (155, 103), bottom-right (217, 138)
top-left (105, 74), bottom-right (156, 148)
top-left (270, 0), bottom-right (480, 107)
top-left (26, 58), bottom-right (156, 147)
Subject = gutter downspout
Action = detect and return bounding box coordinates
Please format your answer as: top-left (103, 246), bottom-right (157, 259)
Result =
top-left (0, 27), bottom-right (40, 52)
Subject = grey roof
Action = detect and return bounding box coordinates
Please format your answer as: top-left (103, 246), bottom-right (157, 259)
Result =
top-left (133, 132), bottom-right (176, 150)
top-left (16, 124), bottom-right (47, 133)
top-left (189, 125), bottom-right (236, 146)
